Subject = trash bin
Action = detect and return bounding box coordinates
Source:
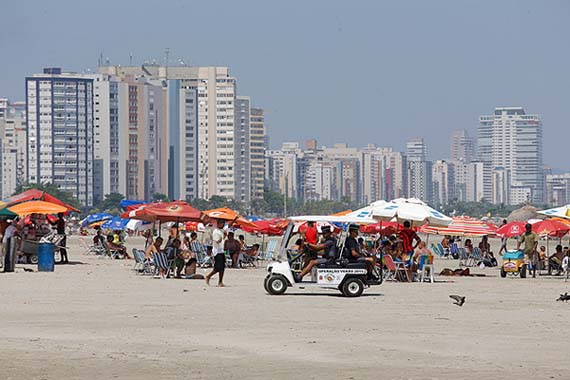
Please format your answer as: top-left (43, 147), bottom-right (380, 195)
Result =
top-left (37, 242), bottom-right (55, 272)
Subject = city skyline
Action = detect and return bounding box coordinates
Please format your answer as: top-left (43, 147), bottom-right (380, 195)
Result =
top-left (1, 1), bottom-right (569, 170)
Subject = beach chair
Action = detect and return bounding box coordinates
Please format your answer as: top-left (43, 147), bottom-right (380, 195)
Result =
top-left (191, 241), bottom-right (213, 268)
top-left (450, 243), bottom-right (459, 259)
top-left (261, 239), bottom-right (278, 262)
top-left (468, 247), bottom-right (483, 267)
top-left (152, 251), bottom-right (172, 278)
top-left (437, 243), bottom-right (450, 258)
top-left (418, 255), bottom-right (434, 283)
top-left (132, 248), bottom-right (150, 272)
top-left (430, 243), bottom-right (444, 259)
top-left (382, 254), bottom-right (398, 281)
top-left (100, 241), bottom-right (122, 259)
top-left (81, 237), bottom-right (105, 256)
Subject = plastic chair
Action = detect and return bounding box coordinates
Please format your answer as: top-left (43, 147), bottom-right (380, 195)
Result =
top-left (418, 255), bottom-right (434, 283)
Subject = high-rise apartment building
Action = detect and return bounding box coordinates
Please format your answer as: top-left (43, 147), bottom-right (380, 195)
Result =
top-left (250, 107), bottom-right (266, 200)
top-left (234, 96), bottom-right (251, 202)
top-left (100, 65), bottom-right (238, 201)
top-left (432, 160), bottom-right (455, 207)
top-left (450, 130), bottom-right (475, 163)
top-left (0, 103), bottom-right (27, 199)
top-left (406, 137), bottom-right (427, 162)
top-left (478, 107), bottom-right (544, 204)
top-left (26, 68), bottom-right (94, 206)
top-left (545, 173), bottom-right (570, 206)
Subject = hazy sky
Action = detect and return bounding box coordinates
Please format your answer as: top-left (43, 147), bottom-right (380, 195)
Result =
top-left (1, 1), bottom-right (569, 169)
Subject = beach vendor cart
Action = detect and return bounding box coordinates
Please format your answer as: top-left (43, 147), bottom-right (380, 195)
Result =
top-left (8, 201), bottom-right (69, 264)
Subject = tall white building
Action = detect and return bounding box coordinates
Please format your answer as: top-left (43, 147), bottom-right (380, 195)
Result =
top-left (0, 103), bottom-right (27, 199)
top-left (432, 160), bottom-right (455, 207)
top-left (478, 107), bottom-right (544, 204)
top-left (545, 173), bottom-right (570, 206)
top-left (26, 68), bottom-right (94, 206)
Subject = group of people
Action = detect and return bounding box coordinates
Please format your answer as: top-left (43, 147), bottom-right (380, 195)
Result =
top-left (516, 222), bottom-right (570, 277)
top-left (93, 227), bottom-right (130, 259)
top-left (0, 213), bottom-right (68, 264)
top-left (142, 220), bottom-right (261, 284)
top-left (293, 220), bottom-right (430, 283)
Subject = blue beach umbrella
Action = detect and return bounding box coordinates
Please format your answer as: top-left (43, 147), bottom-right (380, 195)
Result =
top-left (81, 213), bottom-right (113, 227)
top-left (101, 216), bottom-right (130, 230)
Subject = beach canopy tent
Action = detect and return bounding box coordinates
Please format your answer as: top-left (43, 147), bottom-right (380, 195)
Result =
top-left (81, 213), bottom-right (113, 228)
top-left (121, 200), bottom-right (146, 211)
top-left (531, 219), bottom-right (570, 238)
top-left (419, 216), bottom-right (497, 237)
top-left (538, 205), bottom-right (570, 220)
top-left (101, 216), bottom-right (130, 231)
top-left (204, 207), bottom-right (257, 228)
top-left (2, 189), bottom-right (80, 213)
top-left (371, 198), bottom-right (452, 227)
top-left (121, 201), bottom-right (203, 223)
top-left (8, 201), bottom-right (69, 216)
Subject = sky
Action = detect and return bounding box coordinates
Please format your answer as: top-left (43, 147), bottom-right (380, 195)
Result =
top-left (1, 0), bottom-right (569, 170)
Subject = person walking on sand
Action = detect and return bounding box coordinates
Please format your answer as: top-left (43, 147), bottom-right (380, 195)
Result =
top-left (517, 223), bottom-right (538, 278)
top-left (205, 219), bottom-right (227, 287)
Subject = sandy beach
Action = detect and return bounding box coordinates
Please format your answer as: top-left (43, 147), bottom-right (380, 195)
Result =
top-left (1, 236), bottom-right (569, 380)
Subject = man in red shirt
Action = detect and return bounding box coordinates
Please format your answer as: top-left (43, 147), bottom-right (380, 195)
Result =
top-left (399, 220), bottom-right (421, 257)
top-left (304, 221), bottom-right (318, 245)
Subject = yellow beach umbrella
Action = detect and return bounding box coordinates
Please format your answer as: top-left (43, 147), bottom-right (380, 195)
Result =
top-left (8, 201), bottom-right (69, 216)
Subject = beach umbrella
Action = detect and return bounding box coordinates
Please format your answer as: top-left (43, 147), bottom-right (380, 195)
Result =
top-left (183, 221), bottom-right (206, 232)
top-left (121, 201), bottom-right (203, 223)
top-left (121, 199), bottom-right (146, 211)
top-left (420, 216), bottom-right (498, 237)
top-left (241, 219), bottom-right (284, 236)
top-left (360, 221), bottom-right (400, 235)
top-left (531, 220), bottom-right (570, 238)
top-left (101, 216), bottom-right (130, 231)
top-left (204, 207), bottom-right (257, 228)
top-left (293, 221), bottom-right (340, 234)
top-left (495, 221), bottom-right (527, 238)
top-left (8, 200), bottom-right (69, 216)
top-left (125, 219), bottom-right (151, 231)
top-left (3, 189), bottom-right (80, 213)
top-left (537, 205), bottom-right (570, 220)
top-left (371, 198), bottom-right (452, 227)
top-left (0, 206), bottom-right (17, 219)
top-left (81, 212), bottom-right (113, 227)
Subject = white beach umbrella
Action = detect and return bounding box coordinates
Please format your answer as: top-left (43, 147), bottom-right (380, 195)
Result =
top-left (371, 198), bottom-right (452, 227)
top-left (537, 205), bottom-right (570, 219)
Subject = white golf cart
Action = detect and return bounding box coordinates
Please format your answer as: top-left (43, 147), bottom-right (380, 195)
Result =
top-left (264, 219), bottom-right (382, 297)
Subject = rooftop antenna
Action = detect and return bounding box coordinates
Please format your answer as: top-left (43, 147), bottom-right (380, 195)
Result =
top-left (165, 47), bottom-right (170, 66)
top-left (98, 52), bottom-right (103, 67)
top-left (129, 52), bottom-right (133, 65)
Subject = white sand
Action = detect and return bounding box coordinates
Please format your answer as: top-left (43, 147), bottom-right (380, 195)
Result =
top-left (0, 236), bottom-right (569, 380)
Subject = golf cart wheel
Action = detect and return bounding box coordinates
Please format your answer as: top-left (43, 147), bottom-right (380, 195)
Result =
top-left (500, 268), bottom-right (507, 278)
top-left (267, 275), bottom-right (288, 295)
top-left (263, 276), bottom-right (271, 293)
top-left (341, 278), bottom-right (364, 298)
top-left (28, 255), bottom-right (39, 265)
top-left (520, 264), bottom-right (527, 279)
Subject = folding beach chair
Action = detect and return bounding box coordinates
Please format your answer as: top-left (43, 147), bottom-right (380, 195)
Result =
top-left (191, 241), bottom-right (212, 268)
top-left (382, 254), bottom-right (398, 281)
top-left (430, 243), bottom-right (444, 258)
top-left (79, 236), bottom-right (105, 255)
top-left (469, 247), bottom-right (483, 267)
top-left (152, 251), bottom-right (172, 278)
top-left (261, 239), bottom-right (278, 262)
top-left (458, 247), bottom-right (469, 267)
top-left (437, 243), bottom-right (450, 258)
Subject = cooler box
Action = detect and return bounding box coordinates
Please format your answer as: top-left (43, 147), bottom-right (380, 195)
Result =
top-left (503, 251), bottom-right (524, 260)
top-left (37, 242), bottom-right (55, 272)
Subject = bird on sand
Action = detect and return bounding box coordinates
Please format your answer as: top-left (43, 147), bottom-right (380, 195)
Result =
top-left (556, 292), bottom-right (570, 302)
top-left (449, 295), bottom-right (466, 307)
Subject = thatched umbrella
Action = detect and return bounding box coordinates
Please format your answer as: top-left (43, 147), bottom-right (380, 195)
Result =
top-left (507, 205), bottom-right (545, 222)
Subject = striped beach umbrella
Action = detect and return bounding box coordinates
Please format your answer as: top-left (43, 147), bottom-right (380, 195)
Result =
top-left (420, 216), bottom-right (497, 237)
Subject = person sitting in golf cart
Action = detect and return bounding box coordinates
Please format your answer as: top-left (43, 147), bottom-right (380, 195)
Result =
top-left (343, 224), bottom-right (376, 274)
top-left (295, 226), bottom-right (337, 282)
